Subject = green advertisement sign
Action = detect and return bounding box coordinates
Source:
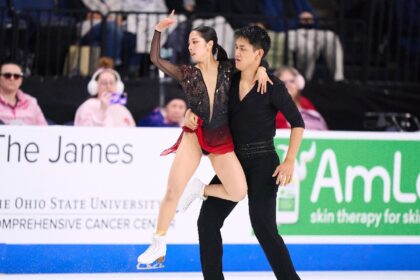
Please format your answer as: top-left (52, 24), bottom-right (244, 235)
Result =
top-left (274, 136), bottom-right (420, 235)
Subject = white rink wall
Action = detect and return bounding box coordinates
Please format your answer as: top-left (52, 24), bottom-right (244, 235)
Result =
top-left (0, 126), bottom-right (419, 273)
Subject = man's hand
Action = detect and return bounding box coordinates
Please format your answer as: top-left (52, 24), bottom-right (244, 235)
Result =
top-left (184, 108), bottom-right (198, 130)
top-left (272, 158), bottom-right (294, 186)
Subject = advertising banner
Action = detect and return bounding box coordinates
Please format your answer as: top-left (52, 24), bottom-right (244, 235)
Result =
top-left (274, 135), bottom-right (420, 237)
top-left (0, 126), bottom-right (419, 273)
top-left (0, 126), bottom-right (217, 244)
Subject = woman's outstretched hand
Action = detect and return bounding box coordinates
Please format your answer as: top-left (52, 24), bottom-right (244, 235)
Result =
top-left (254, 66), bottom-right (273, 94)
top-left (155, 10), bottom-right (176, 32)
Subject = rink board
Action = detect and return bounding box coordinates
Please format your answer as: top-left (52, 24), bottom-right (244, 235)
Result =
top-left (1, 126), bottom-right (419, 273)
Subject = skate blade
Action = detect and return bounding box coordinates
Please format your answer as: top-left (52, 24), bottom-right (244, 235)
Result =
top-left (136, 257), bottom-right (165, 270)
top-left (176, 200), bottom-right (194, 214)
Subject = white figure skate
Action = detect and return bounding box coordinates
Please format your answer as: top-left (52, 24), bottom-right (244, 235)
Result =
top-left (136, 234), bottom-right (166, 270)
top-left (177, 178), bottom-right (207, 213)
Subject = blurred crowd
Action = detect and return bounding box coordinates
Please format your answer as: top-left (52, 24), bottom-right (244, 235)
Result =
top-left (1, 0), bottom-right (419, 130)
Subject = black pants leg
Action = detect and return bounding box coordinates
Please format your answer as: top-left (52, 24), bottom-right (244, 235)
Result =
top-left (197, 152), bottom-right (300, 280)
top-left (198, 177), bottom-right (237, 280)
top-left (244, 152), bottom-right (300, 280)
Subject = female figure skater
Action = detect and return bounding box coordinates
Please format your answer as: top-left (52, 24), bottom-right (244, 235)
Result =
top-left (137, 11), bottom-right (272, 269)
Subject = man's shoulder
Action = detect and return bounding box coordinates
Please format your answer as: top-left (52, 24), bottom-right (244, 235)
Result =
top-left (267, 75), bottom-right (286, 91)
top-left (232, 71), bottom-right (241, 83)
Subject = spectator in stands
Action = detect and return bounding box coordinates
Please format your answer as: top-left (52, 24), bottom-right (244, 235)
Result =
top-left (275, 66), bottom-right (328, 130)
top-left (0, 61), bottom-right (48, 125)
top-left (95, 56), bottom-right (114, 69)
top-left (123, 0), bottom-right (190, 77)
top-left (138, 96), bottom-right (187, 127)
top-left (206, 0), bottom-right (344, 80)
top-left (182, 1), bottom-right (238, 58)
top-left (262, 0), bottom-right (345, 81)
top-left (77, 0), bottom-right (124, 65)
top-left (74, 59), bottom-right (135, 127)
top-left (165, 0), bottom-right (195, 13)
top-left (122, 0), bottom-right (169, 77)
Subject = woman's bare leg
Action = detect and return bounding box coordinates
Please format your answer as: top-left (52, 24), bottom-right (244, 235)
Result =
top-left (155, 132), bottom-right (202, 235)
top-left (204, 152), bottom-right (247, 202)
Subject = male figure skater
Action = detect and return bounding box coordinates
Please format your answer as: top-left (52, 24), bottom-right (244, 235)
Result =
top-left (184, 25), bottom-right (304, 279)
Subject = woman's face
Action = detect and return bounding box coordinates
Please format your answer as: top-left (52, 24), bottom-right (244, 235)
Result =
top-left (188, 31), bottom-right (212, 63)
top-left (278, 70), bottom-right (299, 100)
top-left (97, 71), bottom-right (117, 96)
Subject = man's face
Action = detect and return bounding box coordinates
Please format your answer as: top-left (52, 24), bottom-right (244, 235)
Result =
top-left (234, 37), bottom-right (260, 71)
top-left (165, 99), bottom-right (187, 124)
top-left (0, 64), bottom-right (23, 94)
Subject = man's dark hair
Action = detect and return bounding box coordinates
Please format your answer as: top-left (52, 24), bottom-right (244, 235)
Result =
top-left (234, 25), bottom-right (271, 58)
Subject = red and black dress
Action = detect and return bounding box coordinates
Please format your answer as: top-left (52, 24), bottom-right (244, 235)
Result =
top-left (150, 30), bottom-right (235, 155)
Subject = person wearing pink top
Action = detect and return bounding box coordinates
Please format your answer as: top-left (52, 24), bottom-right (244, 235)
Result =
top-left (0, 61), bottom-right (47, 126)
top-left (74, 67), bottom-right (135, 127)
top-left (275, 66), bottom-right (328, 130)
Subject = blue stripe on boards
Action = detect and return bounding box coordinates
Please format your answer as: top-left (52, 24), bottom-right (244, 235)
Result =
top-left (2, 244), bottom-right (420, 273)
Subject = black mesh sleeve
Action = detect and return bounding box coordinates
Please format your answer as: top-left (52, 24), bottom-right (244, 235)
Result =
top-left (150, 30), bottom-right (184, 82)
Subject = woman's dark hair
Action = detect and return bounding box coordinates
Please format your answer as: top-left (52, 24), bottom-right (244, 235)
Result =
top-left (193, 26), bottom-right (228, 61)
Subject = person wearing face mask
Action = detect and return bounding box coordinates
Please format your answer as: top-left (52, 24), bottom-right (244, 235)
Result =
top-left (138, 96), bottom-right (187, 127)
top-left (275, 66), bottom-right (328, 130)
top-left (0, 60), bottom-right (47, 126)
top-left (74, 64), bottom-right (135, 127)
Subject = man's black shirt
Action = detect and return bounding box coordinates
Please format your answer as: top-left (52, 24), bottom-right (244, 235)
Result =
top-left (229, 72), bottom-right (304, 145)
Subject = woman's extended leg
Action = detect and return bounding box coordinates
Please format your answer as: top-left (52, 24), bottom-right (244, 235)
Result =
top-left (156, 132), bottom-right (203, 235)
top-left (137, 132), bottom-right (202, 268)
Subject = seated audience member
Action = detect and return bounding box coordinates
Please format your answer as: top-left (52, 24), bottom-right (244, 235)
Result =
top-left (0, 61), bottom-right (48, 125)
top-left (74, 61), bottom-right (135, 127)
top-left (77, 0), bottom-right (124, 65)
top-left (138, 96), bottom-right (187, 127)
top-left (96, 56), bottom-right (114, 69)
top-left (186, 0), bottom-right (241, 58)
top-left (275, 66), bottom-right (328, 130)
top-left (123, 0), bottom-right (189, 76)
top-left (262, 0), bottom-right (345, 81)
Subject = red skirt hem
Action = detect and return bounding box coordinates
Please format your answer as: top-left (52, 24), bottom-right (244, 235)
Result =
top-left (160, 118), bottom-right (234, 156)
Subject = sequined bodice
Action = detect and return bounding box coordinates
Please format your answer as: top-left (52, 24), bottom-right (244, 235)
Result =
top-left (180, 60), bottom-right (235, 129)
